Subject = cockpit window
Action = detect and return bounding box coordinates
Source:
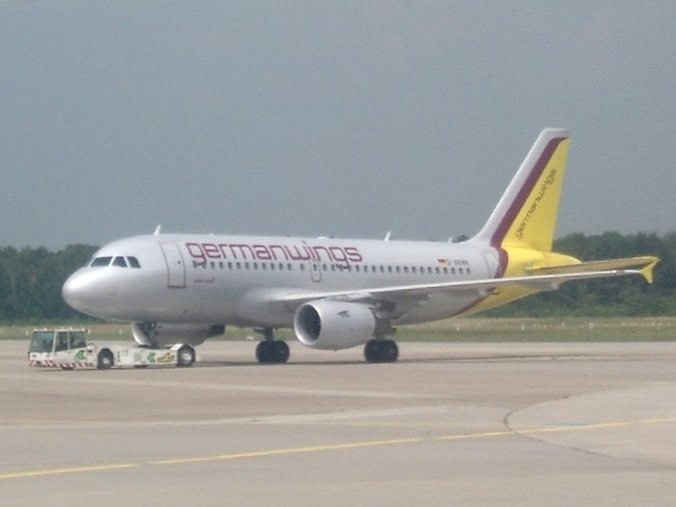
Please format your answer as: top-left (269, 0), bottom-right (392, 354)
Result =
top-left (113, 256), bottom-right (128, 268)
top-left (127, 257), bottom-right (141, 269)
top-left (90, 256), bottom-right (112, 267)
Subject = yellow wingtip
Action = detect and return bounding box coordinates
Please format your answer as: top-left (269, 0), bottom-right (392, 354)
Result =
top-left (639, 258), bottom-right (660, 284)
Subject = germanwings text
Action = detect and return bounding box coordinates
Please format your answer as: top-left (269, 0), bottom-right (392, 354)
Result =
top-left (186, 241), bottom-right (363, 267)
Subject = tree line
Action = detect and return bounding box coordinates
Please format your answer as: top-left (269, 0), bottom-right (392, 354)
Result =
top-left (0, 232), bottom-right (674, 323)
top-left (0, 244), bottom-right (96, 322)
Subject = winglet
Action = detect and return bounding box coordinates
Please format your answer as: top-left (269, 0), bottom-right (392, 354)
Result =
top-left (640, 257), bottom-right (660, 284)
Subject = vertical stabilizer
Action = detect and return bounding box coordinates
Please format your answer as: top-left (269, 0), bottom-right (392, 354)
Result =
top-left (471, 129), bottom-right (570, 252)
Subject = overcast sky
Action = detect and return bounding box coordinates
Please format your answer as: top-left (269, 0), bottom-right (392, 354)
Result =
top-left (2, 1), bottom-right (675, 249)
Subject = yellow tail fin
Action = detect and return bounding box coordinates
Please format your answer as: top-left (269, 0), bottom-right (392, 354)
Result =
top-left (471, 129), bottom-right (570, 253)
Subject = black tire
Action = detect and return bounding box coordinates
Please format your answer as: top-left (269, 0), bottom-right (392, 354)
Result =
top-left (364, 339), bottom-right (399, 363)
top-left (97, 349), bottom-right (114, 370)
top-left (256, 341), bottom-right (272, 363)
top-left (364, 340), bottom-right (381, 363)
top-left (176, 345), bottom-right (196, 367)
top-left (272, 341), bottom-right (290, 363)
top-left (381, 340), bottom-right (399, 363)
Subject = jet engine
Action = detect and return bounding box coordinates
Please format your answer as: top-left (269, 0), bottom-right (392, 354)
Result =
top-left (131, 322), bottom-right (225, 347)
top-left (293, 300), bottom-right (375, 350)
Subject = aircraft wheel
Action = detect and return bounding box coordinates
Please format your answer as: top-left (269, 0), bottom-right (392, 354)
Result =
top-left (364, 339), bottom-right (381, 363)
top-left (256, 341), bottom-right (289, 364)
top-left (272, 341), bottom-right (290, 363)
top-left (256, 341), bottom-right (272, 363)
top-left (97, 349), bottom-right (114, 370)
top-left (364, 339), bottom-right (399, 363)
top-left (381, 340), bottom-right (399, 363)
top-left (176, 345), bottom-right (196, 367)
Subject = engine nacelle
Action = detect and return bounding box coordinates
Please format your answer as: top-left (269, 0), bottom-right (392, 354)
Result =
top-left (294, 300), bottom-right (375, 351)
top-left (131, 322), bottom-right (225, 347)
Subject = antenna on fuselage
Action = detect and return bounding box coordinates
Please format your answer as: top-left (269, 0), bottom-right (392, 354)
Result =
top-left (153, 225), bottom-right (162, 235)
top-left (384, 231), bottom-right (392, 241)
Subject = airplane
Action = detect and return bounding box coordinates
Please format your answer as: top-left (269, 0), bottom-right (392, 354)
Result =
top-left (62, 129), bottom-right (659, 364)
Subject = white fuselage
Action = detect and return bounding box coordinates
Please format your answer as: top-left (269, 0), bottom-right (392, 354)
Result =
top-left (63, 234), bottom-right (500, 328)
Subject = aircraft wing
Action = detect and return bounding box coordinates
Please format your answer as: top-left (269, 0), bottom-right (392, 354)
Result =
top-left (279, 256), bottom-right (659, 308)
top-left (528, 256), bottom-right (659, 283)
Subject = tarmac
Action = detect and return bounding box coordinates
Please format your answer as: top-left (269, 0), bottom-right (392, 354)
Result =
top-left (1, 339), bottom-right (676, 506)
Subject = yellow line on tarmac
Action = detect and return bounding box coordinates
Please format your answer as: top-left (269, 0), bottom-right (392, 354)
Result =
top-left (0, 463), bottom-right (138, 480)
top-left (2, 416), bottom-right (675, 480)
top-left (150, 437), bottom-right (425, 465)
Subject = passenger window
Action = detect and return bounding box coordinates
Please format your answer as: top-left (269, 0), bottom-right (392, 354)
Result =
top-left (113, 257), bottom-right (128, 268)
top-left (127, 257), bottom-right (141, 268)
top-left (91, 256), bottom-right (112, 267)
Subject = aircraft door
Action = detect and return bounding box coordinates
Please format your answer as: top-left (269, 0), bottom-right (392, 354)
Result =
top-left (310, 261), bottom-right (322, 283)
top-left (160, 243), bottom-right (186, 288)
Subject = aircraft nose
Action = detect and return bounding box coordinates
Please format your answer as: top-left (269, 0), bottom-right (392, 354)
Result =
top-left (62, 271), bottom-right (91, 312)
top-left (62, 270), bottom-right (117, 317)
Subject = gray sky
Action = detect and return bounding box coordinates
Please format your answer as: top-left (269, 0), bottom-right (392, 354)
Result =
top-left (2, 1), bottom-right (675, 249)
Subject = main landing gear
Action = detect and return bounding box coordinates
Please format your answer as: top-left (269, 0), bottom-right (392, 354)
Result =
top-left (255, 328), bottom-right (290, 364)
top-left (363, 338), bottom-right (399, 363)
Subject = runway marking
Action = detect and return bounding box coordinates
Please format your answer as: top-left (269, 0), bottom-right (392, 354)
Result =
top-left (2, 416), bottom-right (675, 481)
top-left (149, 437), bottom-right (425, 465)
top-left (0, 463), bottom-right (138, 480)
